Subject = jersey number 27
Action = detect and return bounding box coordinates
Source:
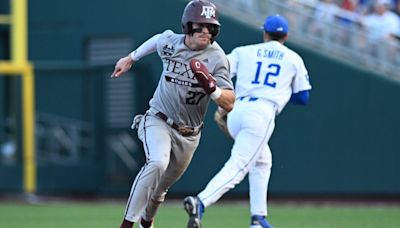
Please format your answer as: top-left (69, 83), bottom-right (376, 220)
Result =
top-left (251, 62), bottom-right (280, 88)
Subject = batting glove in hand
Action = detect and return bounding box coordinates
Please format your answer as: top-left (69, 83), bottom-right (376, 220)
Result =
top-left (190, 59), bottom-right (216, 95)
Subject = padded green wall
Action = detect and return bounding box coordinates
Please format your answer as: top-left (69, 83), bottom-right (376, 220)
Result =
top-left (2, 0), bottom-right (397, 195)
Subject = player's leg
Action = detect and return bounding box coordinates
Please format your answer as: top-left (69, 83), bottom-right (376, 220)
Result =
top-left (181, 131), bottom-right (205, 228)
top-left (184, 126), bottom-right (264, 227)
top-left (196, 129), bottom-right (264, 206)
top-left (249, 145), bottom-right (272, 216)
top-left (121, 113), bottom-right (172, 226)
top-left (198, 100), bottom-right (275, 207)
top-left (249, 145), bottom-right (273, 228)
top-left (144, 129), bottom-right (201, 223)
top-left (183, 100), bottom-right (275, 228)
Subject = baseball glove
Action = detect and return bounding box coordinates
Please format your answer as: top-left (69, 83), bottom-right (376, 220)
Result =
top-left (190, 59), bottom-right (216, 94)
top-left (214, 108), bottom-right (232, 138)
top-left (131, 114), bottom-right (143, 130)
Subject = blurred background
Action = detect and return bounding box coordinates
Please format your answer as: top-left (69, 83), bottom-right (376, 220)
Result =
top-left (0, 0), bottom-right (399, 201)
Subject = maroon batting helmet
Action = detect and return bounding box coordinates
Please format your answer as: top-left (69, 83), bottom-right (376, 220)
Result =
top-left (182, 0), bottom-right (220, 37)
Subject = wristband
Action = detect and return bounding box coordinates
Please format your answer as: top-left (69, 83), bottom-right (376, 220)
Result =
top-left (210, 87), bottom-right (222, 100)
top-left (130, 50), bottom-right (140, 61)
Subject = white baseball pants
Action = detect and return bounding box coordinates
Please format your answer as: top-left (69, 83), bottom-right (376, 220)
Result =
top-left (198, 98), bottom-right (276, 216)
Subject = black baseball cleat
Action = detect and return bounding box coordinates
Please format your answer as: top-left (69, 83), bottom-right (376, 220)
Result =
top-left (183, 196), bottom-right (204, 228)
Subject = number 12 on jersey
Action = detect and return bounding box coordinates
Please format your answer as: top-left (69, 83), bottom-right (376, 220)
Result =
top-left (251, 62), bottom-right (281, 88)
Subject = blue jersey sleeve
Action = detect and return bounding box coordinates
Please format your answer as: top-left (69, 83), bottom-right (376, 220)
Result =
top-left (289, 90), bottom-right (310, 105)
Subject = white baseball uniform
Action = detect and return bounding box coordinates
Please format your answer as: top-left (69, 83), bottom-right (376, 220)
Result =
top-left (197, 40), bottom-right (312, 216)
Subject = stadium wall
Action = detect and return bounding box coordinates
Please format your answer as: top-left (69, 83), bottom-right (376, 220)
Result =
top-left (0, 0), bottom-right (399, 197)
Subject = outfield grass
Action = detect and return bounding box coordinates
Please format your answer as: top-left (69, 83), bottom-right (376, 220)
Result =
top-left (0, 201), bottom-right (399, 228)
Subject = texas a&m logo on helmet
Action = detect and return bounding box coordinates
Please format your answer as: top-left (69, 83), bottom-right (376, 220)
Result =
top-left (201, 6), bottom-right (216, 19)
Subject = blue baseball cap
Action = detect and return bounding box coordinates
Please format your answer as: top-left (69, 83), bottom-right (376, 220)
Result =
top-left (262, 15), bottom-right (288, 34)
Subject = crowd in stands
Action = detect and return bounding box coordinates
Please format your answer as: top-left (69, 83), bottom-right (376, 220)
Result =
top-left (222, 0), bottom-right (400, 68)
top-left (226, 0), bottom-right (400, 44)
top-left (313, 0), bottom-right (399, 40)
top-left (308, 0), bottom-right (400, 61)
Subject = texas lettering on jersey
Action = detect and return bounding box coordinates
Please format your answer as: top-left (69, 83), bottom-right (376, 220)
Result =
top-left (164, 58), bottom-right (201, 88)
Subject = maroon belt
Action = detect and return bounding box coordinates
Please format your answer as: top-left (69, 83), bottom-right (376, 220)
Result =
top-left (155, 112), bottom-right (203, 137)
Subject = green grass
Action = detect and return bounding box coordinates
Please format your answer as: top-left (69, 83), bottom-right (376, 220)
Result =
top-left (0, 201), bottom-right (400, 228)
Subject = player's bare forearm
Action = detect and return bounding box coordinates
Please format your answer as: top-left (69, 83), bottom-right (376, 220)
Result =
top-left (111, 55), bottom-right (134, 77)
top-left (214, 89), bottom-right (235, 112)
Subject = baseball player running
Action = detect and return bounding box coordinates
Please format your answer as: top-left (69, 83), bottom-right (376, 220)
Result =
top-left (111, 1), bottom-right (235, 228)
top-left (184, 15), bottom-right (312, 228)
